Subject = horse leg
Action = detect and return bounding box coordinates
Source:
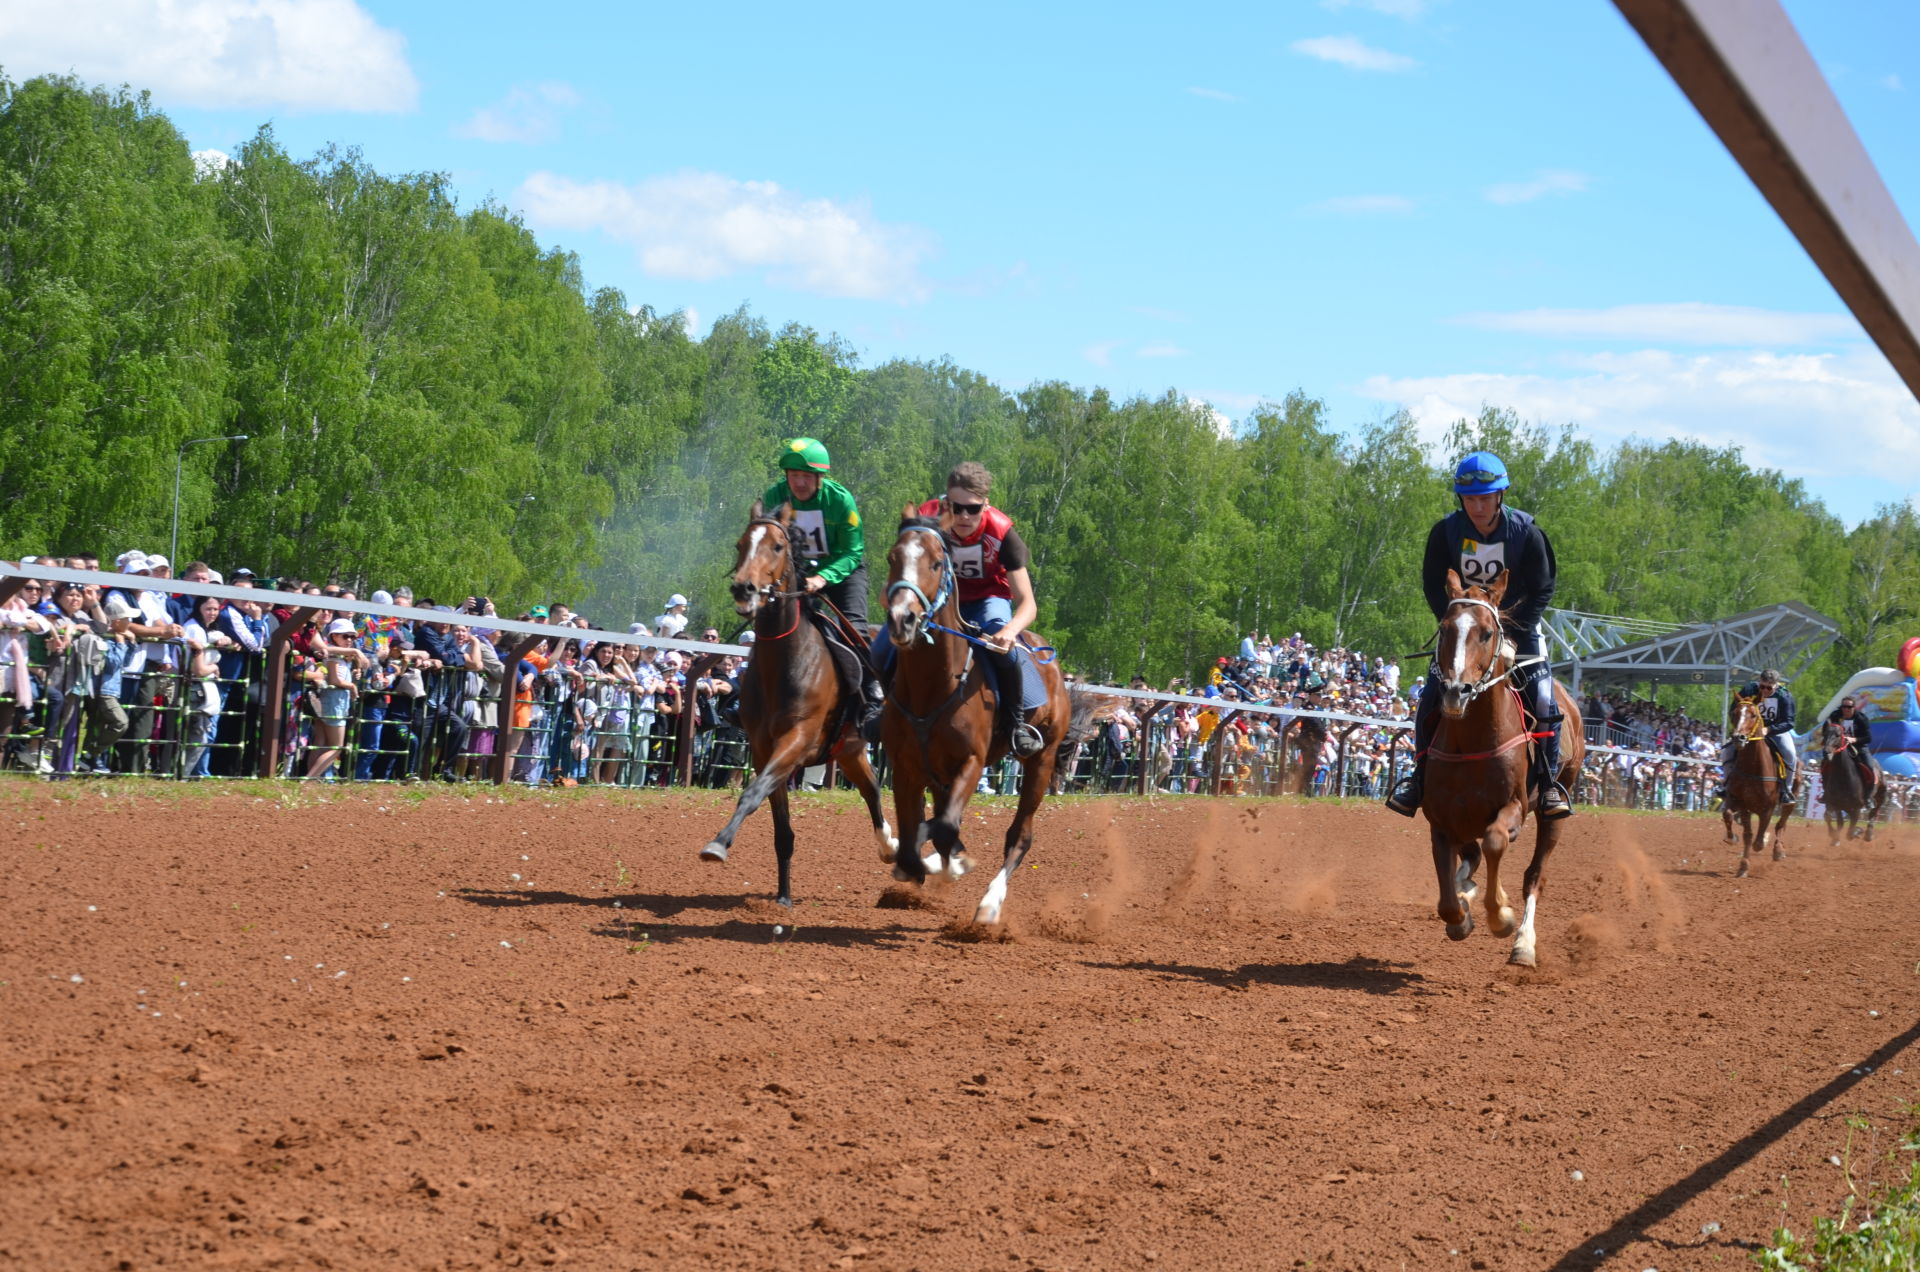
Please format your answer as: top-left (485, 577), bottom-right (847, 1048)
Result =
top-left (834, 738), bottom-right (898, 863)
top-left (767, 783), bottom-right (797, 907)
top-left (1432, 826), bottom-right (1471, 940)
top-left (890, 773), bottom-right (930, 885)
top-left (1508, 816), bottom-right (1563, 968)
top-left (1771, 798), bottom-right (1791, 861)
top-left (927, 755), bottom-right (986, 881)
top-left (1722, 804), bottom-right (1737, 844)
top-left (1481, 818), bottom-right (1518, 939)
top-left (976, 748), bottom-right (1053, 926)
top-left (1735, 810), bottom-right (1753, 878)
top-left (700, 733), bottom-right (815, 863)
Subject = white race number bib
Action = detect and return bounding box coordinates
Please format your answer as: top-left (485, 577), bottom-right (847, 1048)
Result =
top-left (950, 542), bottom-right (986, 579)
top-left (792, 509), bottom-right (829, 558)
top-left (1459, 537), bottom-right (1506, 588)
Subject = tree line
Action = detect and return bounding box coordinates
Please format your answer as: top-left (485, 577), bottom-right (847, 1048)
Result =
top-left (2, 73), bottom-right (1915, 704)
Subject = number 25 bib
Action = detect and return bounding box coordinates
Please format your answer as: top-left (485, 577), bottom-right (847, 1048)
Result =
top-left (1459, 536), bottom-right (1506, 587)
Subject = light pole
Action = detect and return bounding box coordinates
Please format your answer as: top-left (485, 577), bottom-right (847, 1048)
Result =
top-left (172, 434), bottom-right (248, 568)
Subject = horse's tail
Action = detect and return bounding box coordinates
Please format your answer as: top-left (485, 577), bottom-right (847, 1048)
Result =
top-left (1060, 685), bottom-right (1122, 751)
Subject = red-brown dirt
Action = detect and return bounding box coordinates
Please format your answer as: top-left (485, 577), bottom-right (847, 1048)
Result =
top-left (3, 783), bottom-right (1917, 1271)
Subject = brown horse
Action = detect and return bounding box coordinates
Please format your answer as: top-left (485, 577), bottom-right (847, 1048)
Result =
top-left (1421, 570), bottom-right (1584, 967)
top-left (1815, 720), bottom-right (1888, 847)
top-left (697, 503), bottom-right (896, 905)
top-left (1721, 695), bottom-right (1793, 877)
top-left (880, 511), bottom-right (1080, 925)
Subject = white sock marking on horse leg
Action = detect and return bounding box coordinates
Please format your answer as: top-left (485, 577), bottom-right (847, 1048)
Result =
top-left (875, 819), bottom-right (898, 862)
top-left (1511, 892), bottom-right (1538, 964)
top-left (976, 868), bottom-right (1011, 925)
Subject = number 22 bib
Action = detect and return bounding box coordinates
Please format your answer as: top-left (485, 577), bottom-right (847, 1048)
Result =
top-left (1459, 536), bottom-right (1506, 587)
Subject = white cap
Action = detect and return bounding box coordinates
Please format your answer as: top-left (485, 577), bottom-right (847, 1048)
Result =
top-left (116, 550), bottom-right (150, 574)
top-left (326, 618), bottom-right (356, 636)
top-left (371, 590), bottom-right (394, 605)
top-left (207, 569), bottom-right (224, 585)
top-left (103, 593), bottom-right (140, 621)
top-left (667, 593), bottom-right (689, 609)
top-left (628, 621), bottom-right (650, 635)
top-left (144, 554), bottom-right (170, 571)
top-left (740, 631), bottom-right (757, 644)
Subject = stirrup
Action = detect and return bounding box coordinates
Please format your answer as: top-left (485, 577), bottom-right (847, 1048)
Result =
top-left (1384, 774), bottom-right (1422, 818)
top-left (1537, 780), bottom-right (1572, 820)
top-left (1010, 719), bottom-right (1045, 759)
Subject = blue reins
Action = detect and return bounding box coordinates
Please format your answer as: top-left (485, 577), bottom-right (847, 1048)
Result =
top-left (889, 524), bottom-right (1056, 664)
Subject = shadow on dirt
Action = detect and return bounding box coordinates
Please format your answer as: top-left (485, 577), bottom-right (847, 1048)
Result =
top-left (587, 919), bottom-right (918, 949)
top-left (1543, 1015), bottom-right (1920, 1271)
top-left (1083, 955), bottom-right (1428, 995)
top-left (457, 888), bottom-right (920, 948)
top-left (458, 888), bottom-right (750, 919)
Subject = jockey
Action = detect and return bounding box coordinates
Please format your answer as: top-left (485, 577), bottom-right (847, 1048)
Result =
top-left (762, 437), bottom-right (886, 738)
top-left (1826, 694), bottom-right (1878, 789)
top-left (1713, 669), bottom-right (1797, 800)
top-left (867, 461), bottom-right (1049, 758)
top-left (1386, 450), bottom-right (1572, 820)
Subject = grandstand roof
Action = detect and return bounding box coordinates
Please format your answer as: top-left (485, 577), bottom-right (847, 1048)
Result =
top-left (1546, 602), bottom-right (1842, 689)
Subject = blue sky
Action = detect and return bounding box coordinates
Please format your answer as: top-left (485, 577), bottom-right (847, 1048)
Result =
top-left (9, 0), bottom-right (1919, 523)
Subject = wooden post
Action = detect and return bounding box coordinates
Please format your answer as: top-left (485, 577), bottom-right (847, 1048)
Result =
top-left (677, 654), bottom-right (720, 788)
top-left (491, 633), bottom-right (555, 786)
top-left (260, 607), bottom-right (316, 779)
top-left (1136, 703), bottom-right (1173, 796)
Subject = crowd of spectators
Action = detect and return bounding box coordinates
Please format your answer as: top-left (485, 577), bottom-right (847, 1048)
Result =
top-left (0, 553), bottom-right (755, 789)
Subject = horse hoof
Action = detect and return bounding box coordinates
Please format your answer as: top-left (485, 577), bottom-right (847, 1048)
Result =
top-left (1445, 918), bottom-right (1474, 942)
top-left (877, 837), bottom-right (900, 863)
top-left (946, 853), bottom-right (972, 880)
top-left (1508, 945), bottom-right (1537, 969)
top-left (1735, 858), bottom-right (1750, 879)
top-left (699, 843), bottom-right (729, 863)
top-left (1772, 848), bottom-right (1786, 862)
top-left (891, 865), bottom-right (923, 884)
top-left (1490, 909), bottom-right (1516, 938)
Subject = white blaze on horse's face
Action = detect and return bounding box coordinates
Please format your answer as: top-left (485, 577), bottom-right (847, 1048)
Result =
top-left (733, 526), bottom-right (768, 617)
top-left (889, 533), bottom-right (926, 641)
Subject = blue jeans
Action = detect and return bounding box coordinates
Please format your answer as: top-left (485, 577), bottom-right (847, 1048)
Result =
top-left (354, 698), bottom-right (386, 780)
top-left (871, 595), bottom-right (1047, 712)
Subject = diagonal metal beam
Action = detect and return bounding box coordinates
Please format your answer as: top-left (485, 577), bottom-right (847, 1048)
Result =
top-left (1614, 0), bottom-right (1920, 400)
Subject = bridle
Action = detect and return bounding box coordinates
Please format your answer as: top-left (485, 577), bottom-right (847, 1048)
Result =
top-left (731, 517), bottom-right (808, 638)
top-left (1730, 693), bottom-right (1769, 743)
top-left (1432, 596), bottom-right (1530, 706)
top-left (885, 524), bottom-right (956, 646)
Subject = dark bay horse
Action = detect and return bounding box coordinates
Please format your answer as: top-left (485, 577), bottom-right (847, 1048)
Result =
top-left (1816, 720), bottom-right (1888, 846)
top-left (1421, 571), bottom-right (1584, 967)
top-left (696, 503), bottom-right (896, 905)
top-left (1721, 695), bottom-right (1793, 877)
top-left (880, 512), bottom-right (1084, 925)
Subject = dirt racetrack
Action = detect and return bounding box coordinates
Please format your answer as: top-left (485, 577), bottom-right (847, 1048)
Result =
top-left (4, 783), bottom-right (1918, 1272)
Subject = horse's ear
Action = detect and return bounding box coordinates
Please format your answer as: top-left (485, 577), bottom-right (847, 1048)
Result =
top-left (1444, 569), bottom-right (1464, 599)
top-left (901, 502), bottom-right (918, 524)
top-left (936, 502), bottom-right (956, 536)
top-left (775, 502), bottom-right (795, 527)
top-left (1485, 570), bottom-right (1509, 607)
top-left (749, 498), bottom-right (765, 521)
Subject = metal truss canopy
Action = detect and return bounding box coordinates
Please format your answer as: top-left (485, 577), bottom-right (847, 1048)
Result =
top-left (1547, 602), bottom-right (1841, 690)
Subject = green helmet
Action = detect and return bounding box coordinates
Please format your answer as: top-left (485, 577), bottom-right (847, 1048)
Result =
top-left (778, 437), bottom-right (831, 473)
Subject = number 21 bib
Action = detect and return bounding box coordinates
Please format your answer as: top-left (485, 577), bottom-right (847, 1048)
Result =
top-left (792, 509), bottom-right (829, 558)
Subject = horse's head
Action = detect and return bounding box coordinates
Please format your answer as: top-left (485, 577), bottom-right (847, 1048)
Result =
top-left (1433, 568), bottom-right (1512, 718)
top-left (1730, 693), bottom-right (1767, 742)
top-left (885, 506), bottom-right (953, 647)
top-left (728, 500), bottom-right (796, 619)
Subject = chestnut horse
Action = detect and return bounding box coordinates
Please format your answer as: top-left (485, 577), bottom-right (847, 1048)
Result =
top-left (1815, 720), bottom-right (1888, 847)
top-left (880, 511), bottom-right (1080, 925)
top-left (696, 503), bottom-right (897, 905)
top-left (1421, 570), bottom-right (1584, 967)
top-left (1720, 694), bottom-right (1793, 877)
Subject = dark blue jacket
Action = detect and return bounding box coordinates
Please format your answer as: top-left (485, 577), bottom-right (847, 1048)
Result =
top-left (1422, 505), bottom-right (1556, 633)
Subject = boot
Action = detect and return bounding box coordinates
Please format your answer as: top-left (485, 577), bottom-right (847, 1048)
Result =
top-left (1010, 706), bottom-right (1045, 759)
top-left (857, 675), bottom-right (886, 745)
top-left (1384, 757), bottom-right (1425, 818)
top-left (1535, 725), bottom-right (1572, 820)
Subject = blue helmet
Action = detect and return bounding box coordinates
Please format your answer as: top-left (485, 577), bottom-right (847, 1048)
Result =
top-left (1452, 451), bottom-right (1510, 494)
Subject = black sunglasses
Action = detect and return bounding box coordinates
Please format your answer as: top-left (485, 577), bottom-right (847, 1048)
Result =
top-left (949, 501), bottom-right (984, 516)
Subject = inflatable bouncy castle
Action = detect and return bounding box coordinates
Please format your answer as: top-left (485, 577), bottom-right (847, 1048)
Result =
top-left (1802, 637), bottom-right (1920, 778)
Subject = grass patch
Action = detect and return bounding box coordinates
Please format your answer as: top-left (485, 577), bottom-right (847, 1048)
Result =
top-left (1756, 1112), bottom-right (1920, 1270)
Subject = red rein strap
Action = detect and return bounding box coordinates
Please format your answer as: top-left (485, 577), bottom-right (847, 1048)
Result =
top-left (1420, 687), bottom-right (1553, 763)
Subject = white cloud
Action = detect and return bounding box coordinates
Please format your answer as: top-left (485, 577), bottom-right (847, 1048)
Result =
top-left (516, 170), bottom-right (935, 302)
top-left (1483, 169), bottom-right (1590, 204)
top-left (1307, 194), bottom-right (1416, 215)
top-left (1321, 0), bottom-right (1431, 16)
top-left (1459, 303), bottom-right (1862, 347)
top-left (1185, 86), bottom-right (1242, 102)
top-left (680, 306), bottom-right (702, 338)
top-left (455, 82), bottom-right (581, 144)
top-left (1885, 73), bottom-right (1905, 92)
top-left (191, 148), bottom-right (232, 175)
top-left (1137, 343), bottom-right (1189, 358)
top-left (1290, 35), bottom-right (1417, 72)
top-left (1082, 340), bottom-right (1120, 368)
top-left (1187, 397), bottom-right (1238, 439)
top-left (1193, 389), bottom-right (1269, 413)
top-left (0, 0), bottom-right (417, 112)
top-left (1359, 346), bottom-right (1920, 478)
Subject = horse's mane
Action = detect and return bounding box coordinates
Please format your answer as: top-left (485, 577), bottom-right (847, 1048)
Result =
top-left (896, 515), bottom-right (941, 533)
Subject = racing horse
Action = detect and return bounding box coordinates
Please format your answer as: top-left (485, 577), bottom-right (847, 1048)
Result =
top-left (697, 502), bottom-right (897, 904)
top-left (1815, 719), bottom-right (1888, 847)
top-left (880, 510), bottom-right (1087, 925)
top-left (1721, 694), bottom-right (1794, 877)
top-left (1420, 570), bottom-right (1584, 967)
